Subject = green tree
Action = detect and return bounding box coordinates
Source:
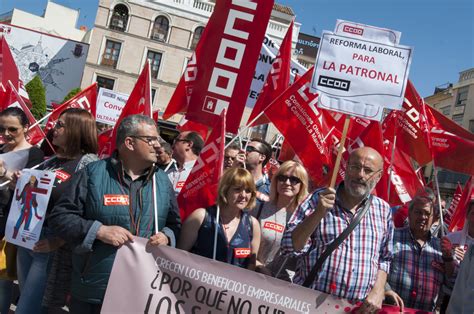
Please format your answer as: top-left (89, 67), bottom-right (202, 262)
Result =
top-left (62, 87), bottom-right (82, 103)
top-left (25, 76), bottom-right (46, 120)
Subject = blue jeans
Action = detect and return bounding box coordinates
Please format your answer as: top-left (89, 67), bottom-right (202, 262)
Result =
top-left (0, 279), bottom-right (13, 314)
top-left (16, 246), bottom-right (50, 314)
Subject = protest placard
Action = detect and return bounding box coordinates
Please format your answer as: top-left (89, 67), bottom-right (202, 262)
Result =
top-left (102, 237), bottom-right (359, 314)
top-left (96, 88), bottom-right (129, 126)
top-left (311, 20), bottom-right (413, 121)
top-left (5, 169), bottom-right (55, 249)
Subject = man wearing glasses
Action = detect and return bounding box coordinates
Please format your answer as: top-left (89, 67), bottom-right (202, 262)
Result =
top-left (48, 115), bottom-right (181, 313)
top-left (244, 138), bottom-right (273, 206)
top-left (385, 188), bottom-right (455, 312)
top-left (167, 131), bottom-right (204, 196)
top-left (281, 147), bottom-right (393, 314)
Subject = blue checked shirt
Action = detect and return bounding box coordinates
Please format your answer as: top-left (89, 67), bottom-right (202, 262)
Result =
top-left (387, 227), bottom-right (447, 312)
top-left (281, 187), bottom-right (394, 301)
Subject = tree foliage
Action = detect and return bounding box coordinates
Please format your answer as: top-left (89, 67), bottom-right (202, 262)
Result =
top-left (25, 76), bottom-right (47, 120)
top-left (62, 87), bottom-right (82, 103)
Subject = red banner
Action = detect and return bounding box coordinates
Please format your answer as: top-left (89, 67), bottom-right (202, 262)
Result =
top-left (247, 20), bottom-right (293, 126)
top-left (185, 0), bottom-right (274, 133)
top-left (100, 62), bottom-right (152, 157)
top-left (43, 83), bottom-right (97, 134)
top-left (449, 176), bottom-right (474, 232)
top-left (445, 183), bottom-right (463, 226)
top-left (265, 67), bottom-right (333, 185)
top-left (177, 110), bottom-right (225, 221)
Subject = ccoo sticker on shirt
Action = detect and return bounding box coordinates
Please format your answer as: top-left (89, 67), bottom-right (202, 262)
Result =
top-left (234, 248), bottom-right (251, 258)
top-left (104, 194), bottom-right (129, 206)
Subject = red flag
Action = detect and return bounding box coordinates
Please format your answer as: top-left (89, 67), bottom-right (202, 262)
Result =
top-left (43, 83), bottom-right (98, 134)
top-left (449, 176), bottom-right (474, 232)
top-left (376, 141), bottom-right (424, 206)
top-left (264, 67), bottom-right (332, 185)
top-left (278, 139), bottom-right (295, 161)
top-left (185, 0), bottom-right (274, 133)
top-left (99, 62), bottom-right (152, 157)
top-left (425, 106), bottom-right (474, 175)
top-left (382, 80), bottom-right (432, 165)
top-left (177, 110), bottom-right (226, 221)
top-left (177, 116), bottom-right (210, 141)
top-left (5, 82), bottom-right (50, 147)
top-left (247, 20), bottom-right (293, 126)
top-left (445, 182), bottom-right (463, 226)
top-left (0, 37), bottom-right (30, 108)
top-left (162, 20), bottom-right (211, 120)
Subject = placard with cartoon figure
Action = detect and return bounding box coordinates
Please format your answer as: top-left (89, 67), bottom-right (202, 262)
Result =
top-left (5, 169), bottom-right (55, 249)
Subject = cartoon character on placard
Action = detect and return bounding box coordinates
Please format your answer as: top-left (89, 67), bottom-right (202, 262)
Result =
top-left (12, 175), bottom-right (48, 240)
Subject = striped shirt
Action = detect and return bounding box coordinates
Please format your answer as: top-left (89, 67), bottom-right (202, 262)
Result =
top-left (281, 187), bottom-right (393, 301)
top-left (387, 227), bottom-right (446, 312)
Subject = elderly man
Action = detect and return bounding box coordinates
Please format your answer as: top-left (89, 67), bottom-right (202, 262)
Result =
top-left (156, 140), bottom-right (176, 172)
top-left (281, 147), bottom-right (393, 313)
top-left (385, 188), bottom-right (454, 312)
top-left (167, 131), bottom-right (204, 196)
top-left (223, 143), bottom-right (240, 170)
top-left (48, 115), bottom-right (181, 313)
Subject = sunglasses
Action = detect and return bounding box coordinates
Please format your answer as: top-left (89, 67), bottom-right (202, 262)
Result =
top-left (173, 138), bottom-right (189, 144)
top-left (246, 146), bottom-right (261, 154)
top-left (0, 126), bottom-right (20, 134)
top-left (276, 174), bottom-right (302, 185)
top-left (54, 120), bottom-right (66, 129)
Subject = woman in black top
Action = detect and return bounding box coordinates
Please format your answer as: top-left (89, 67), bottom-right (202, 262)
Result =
top-left (0, 107), bottom-right (44, 314)
top-left (14, 108), bottom-right (98, 314)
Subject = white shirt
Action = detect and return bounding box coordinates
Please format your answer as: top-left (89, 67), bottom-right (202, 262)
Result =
top-left (166, 159), bottom-right (196, 196)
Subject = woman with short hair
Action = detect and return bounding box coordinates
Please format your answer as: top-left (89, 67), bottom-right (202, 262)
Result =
top-left (178, 167), bottom-right (261, 270)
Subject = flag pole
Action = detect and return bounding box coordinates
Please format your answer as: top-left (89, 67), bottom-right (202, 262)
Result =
top-left (387, 135), bottom-right (397, 201)
top-left (213, 205), bottom-right (220, 260)
top-left (330, 115), bottom-right (350, 189)
top-left (0, 156), bottom-right (57, 188)
top-left (225, 111), bottom-right (265, 149)
top-left (432, 161), bottom-right (446, 237)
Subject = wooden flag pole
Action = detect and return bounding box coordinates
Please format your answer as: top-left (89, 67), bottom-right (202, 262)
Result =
top-left (329, 115), bottom-right (350, 189)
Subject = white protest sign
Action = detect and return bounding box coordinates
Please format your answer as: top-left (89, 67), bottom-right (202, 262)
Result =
top-left (311, 21), bottom-right (413, 121)
top-left (5, 169), bottom-right (55, 249)
top-left (247, 36), bottom-right (307, 108)
top-left (96, 88), bottom-right (129, 126)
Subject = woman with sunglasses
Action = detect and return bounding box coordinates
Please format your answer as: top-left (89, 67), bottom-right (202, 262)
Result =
top-left (178, 167), bottom-right (261, 270)
top-left (255, 160), bottom-right (309, 281)
top-left (14, 108), bottom-right (98, 314)
top-left (0, 107), bottom-right (44, 314)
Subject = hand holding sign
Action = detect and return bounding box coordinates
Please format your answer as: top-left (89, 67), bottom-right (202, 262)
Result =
top-left (96, 225), bottom-right (134, 247)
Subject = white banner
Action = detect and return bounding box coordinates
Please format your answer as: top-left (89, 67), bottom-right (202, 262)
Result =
top-left (247, 36), bottom-right (307, 108)
top-left (5, 169), bottom-right (55, 249)
top-left (311, 21), bottom-right (413, 121)
top-left (96, 88), bottom-right (129, 126)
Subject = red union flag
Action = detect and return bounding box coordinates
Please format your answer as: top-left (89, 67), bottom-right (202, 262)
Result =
top-left (382, 80), bottom-right (432, 165)
top-left (426, 106), bottom-right (474, 175)
top-left (185, 0), bottom-right (274, 134)
top-left (177, 110), bottom-right (225, 221)
top-left (265, 67), bottom-right (333, 185)
top-left (445, 183), bottom-right (463, 226)
top-left (247, 20), bottom-right (293, 126)
top-left (100, 62), bottom-right (152, 157)
top-left (449, 176), bottom-right (473, 232)
top-left (43, 83), bottom-right (98, 134)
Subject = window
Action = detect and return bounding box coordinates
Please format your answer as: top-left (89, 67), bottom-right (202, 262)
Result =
top-left (469, 120), bottom-right (474, 133)
top-left (109, 4), bottom-right (129, 32)
top-left (147, 50), bottom-right (163, 79)
top-left (96, 76), bottom-right (115, 90)
top-left (151, 16), bottom-right (169, 42)
top-left (101, 40), bottom-right (122, 68)
top-left (441, 106), bottom-right (450, 115)
top-left (151, 88), bottom-right (157, 103)
top-left (455, 86), bottom-right (469, 107)
top-left (452, 114), bottom-right (464, 125)
top-left (251, 124), bottom-right (268, 140)
top-left (190, 26), bottom-right (204, 50)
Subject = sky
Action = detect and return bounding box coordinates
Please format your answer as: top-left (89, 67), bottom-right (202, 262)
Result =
top-left (1, 0), bottom-right (473, 97)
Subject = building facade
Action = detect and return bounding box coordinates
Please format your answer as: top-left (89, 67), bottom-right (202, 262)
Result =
top-left (424, 67), bottom-right (474, 195)
top-left (0, 1), bottom-right (88, 42)
top-left (81, 0), bottom-right (299, 142)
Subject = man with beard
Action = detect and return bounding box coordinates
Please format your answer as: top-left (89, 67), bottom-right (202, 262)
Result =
top-left (281, 147), bottom-right (393, 314)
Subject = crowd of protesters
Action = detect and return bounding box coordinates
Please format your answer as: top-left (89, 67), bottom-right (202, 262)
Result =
top-left (0, 109), bottom-right (473, 314)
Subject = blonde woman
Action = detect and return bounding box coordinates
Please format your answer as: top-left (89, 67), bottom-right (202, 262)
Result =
top-left (255, 160), bottom-right (309, 281)
top-left (178, 168), bottom-right (261, 270)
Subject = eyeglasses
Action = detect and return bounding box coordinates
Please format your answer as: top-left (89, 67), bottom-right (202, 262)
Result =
top-left (54, 120), bottom-right (66, 129)
top-left (173, 137), bottom-right (189, 144)
top-left (346, 164), bottom-right (381, 177)
top-left (246, 146), bottom-right (261, 154)
top-left (130, 135), bottom-right (160, 146)
top-left (0, 126), bottom-right (20, 134)
top-left (412, 209), bottom-right (433, 218)
top-left (276, 174), bottom-right (302, 185)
